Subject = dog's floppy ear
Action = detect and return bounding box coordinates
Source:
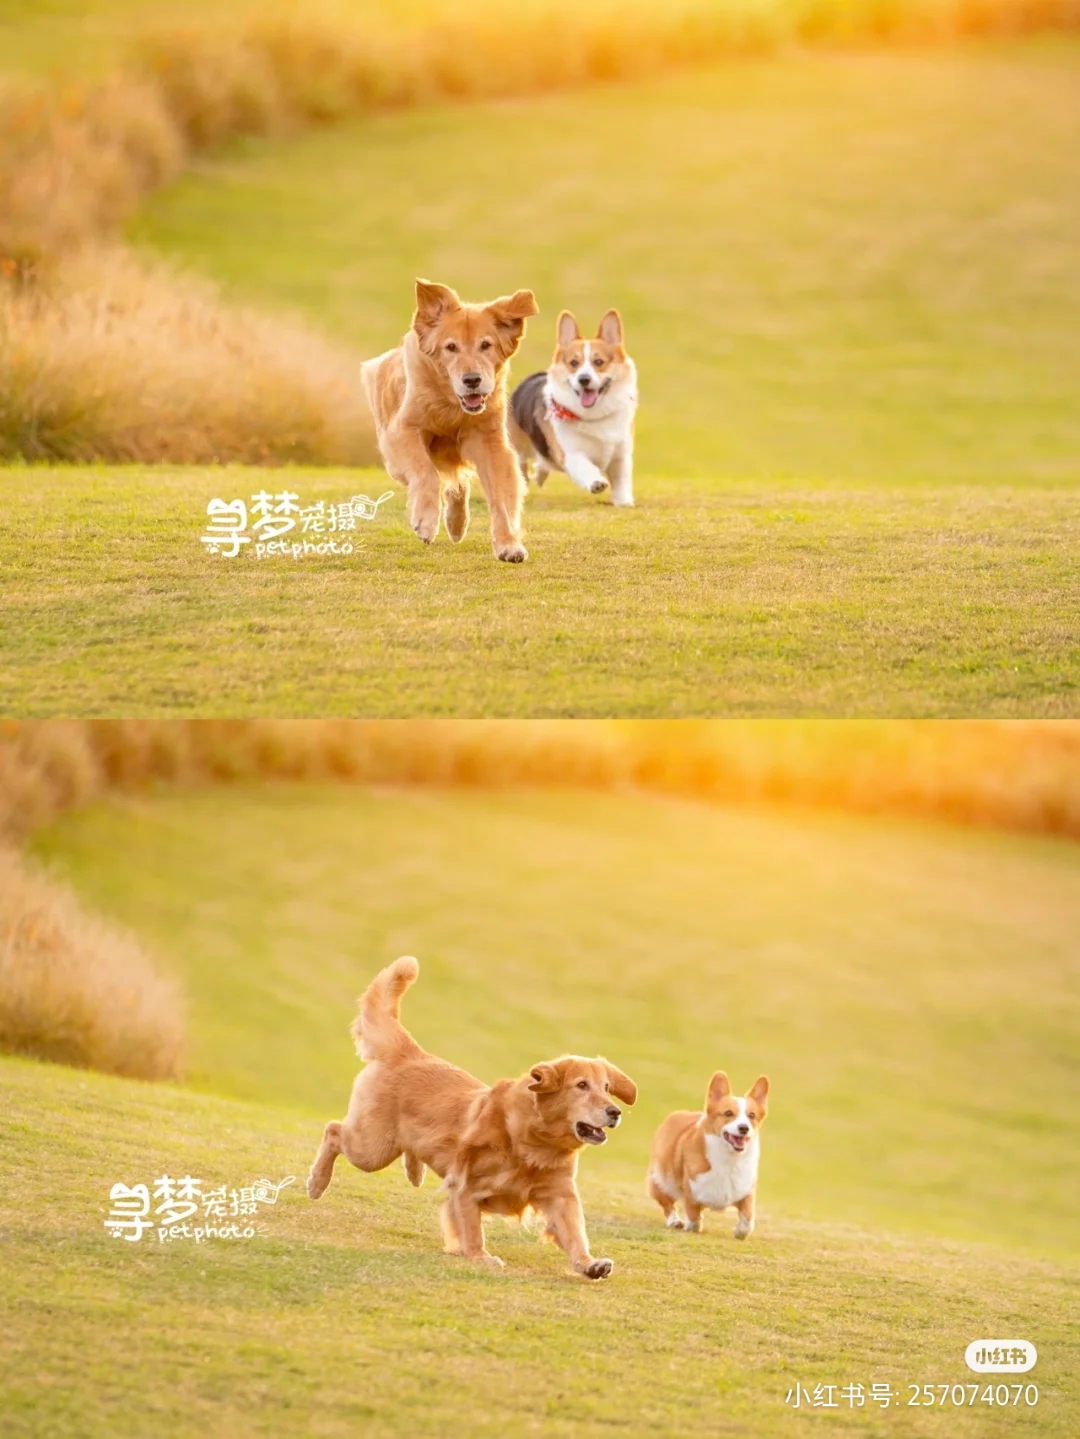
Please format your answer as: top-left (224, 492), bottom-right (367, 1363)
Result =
top-left (706, 1071), bottom-right (731, 1109)
top-left (488, 289), bottom-right (539, 354)
top-left (603, 1061), bottom-right (637, 1106)
top-left (596, 309), bottom-right (623, 346)
top-left (747, 1075), bottom-right (769, 1105)
top-left (413, 279), bottom-right (460, 342)
top-left (557, 310), bottom-right (581, 348)
top-left (528, 1061), bottom-right (561, 1094)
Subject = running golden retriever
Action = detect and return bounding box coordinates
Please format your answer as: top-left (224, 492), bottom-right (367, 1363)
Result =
top-left (306, 957), bottom-right (637, 1279)
top-left (361, 280), bottom-right (539, 562)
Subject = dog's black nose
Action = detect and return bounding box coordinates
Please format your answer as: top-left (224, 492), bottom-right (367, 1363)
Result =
top-left (605, 1105), bottom-right (621, 1125)
top-left (737, 1123), bottom-right (750, 1135)
top-left (462, 373), bottom-right (482, 390)
top-left (577, 376), bottom-right (593, 389)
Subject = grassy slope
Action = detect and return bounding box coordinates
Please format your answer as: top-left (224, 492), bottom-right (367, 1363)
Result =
top-left (128, 48), bottom-right (1080, 485)
top-left (3, 786), bottom-right (1079, 1436)
top-left (2, 467), bottom-right (1078, 716)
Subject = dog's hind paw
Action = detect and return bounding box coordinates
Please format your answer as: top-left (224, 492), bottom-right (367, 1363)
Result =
top-left (583, 1258), bottom-right (614, 1280)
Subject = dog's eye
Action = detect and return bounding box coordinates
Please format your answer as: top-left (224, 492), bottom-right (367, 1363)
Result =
top-left (445, 342), bottom-right (458, 353)
top-left (594, 358), bottom-right (605, 368)
top-left (569, 359), bottom-right (580, 369)
top-left (577, 1079), bottom-right (589, 1090)
top-left (724, 1110), bottom-right (735, 1117)
top-left (479, 339), bottom-right (492, 351)
top-left (604, 1082), bottom-right (610, 1093)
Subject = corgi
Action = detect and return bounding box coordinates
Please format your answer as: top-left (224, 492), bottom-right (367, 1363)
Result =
top-left (509, 309), bottom-right (637, 506)
top-left (647, 1072), bottom-right (769, 1239)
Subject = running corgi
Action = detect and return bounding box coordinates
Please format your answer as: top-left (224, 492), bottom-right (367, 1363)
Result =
top-left (647, 1072), bottom-right (769, 1238)
top-left (509, 309), bottom-right (637, 506)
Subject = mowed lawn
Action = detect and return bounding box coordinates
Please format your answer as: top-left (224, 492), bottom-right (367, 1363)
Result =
top-left (1, 467), bottom-right (1077, 716)
top-left (4, 786), bottom-right (1079, 1436)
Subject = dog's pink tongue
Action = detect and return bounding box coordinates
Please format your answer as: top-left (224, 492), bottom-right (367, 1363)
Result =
top-left (581, 390), bottom-right (598, 409)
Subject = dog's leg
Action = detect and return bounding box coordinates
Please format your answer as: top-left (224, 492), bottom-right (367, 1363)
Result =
top-left (443, 471), bottom-right (470, 544)
top-left (683, 1197), bottom-right (704, 1234)
top-left (734, 1191), bottom-right (755, 1240)
top-left (382, 421), bottom-right (443, 544)
top-left (647, 1175), bottom-right (684, 1230)
top-left (402, 1151), bottom-right (427, 1188)
top-left (607, 442), bottom-right (635, 508)
top-left (564, 452), bottom-right (609, 496)
top-left (306, 1121), bottom-right (343, 1200)
top-left (446, 1189), bottom-right (504, 1270)
top-left (462, 433), bottom-right (527, 563)
top-left (541, 1192), bottom-right (613, 1280)
top-left (439, 1197), bottom-right (463, 1254)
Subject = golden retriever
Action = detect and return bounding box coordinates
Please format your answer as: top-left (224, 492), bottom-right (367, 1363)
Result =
top-left (361, 280), bottom-right (539, 562)
top-left (307, 956), bottom-right (637, 1279)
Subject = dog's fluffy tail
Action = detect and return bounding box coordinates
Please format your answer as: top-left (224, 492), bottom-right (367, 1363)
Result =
top-left (351, 956), bottom-right (421, 1062)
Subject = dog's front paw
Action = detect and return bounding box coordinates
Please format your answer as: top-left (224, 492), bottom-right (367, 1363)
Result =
top-left (410, 507), bottom-right (440, 544)
top-left (583, 1258), bottom-right (614, 1280)
top-left (684, 1219), bottom-right (701, 1234)
top-left (665, 1212), bottom-right (685, 1230)
top-left (589, 478), bottom-right (609, 494)
top-left (496, 542), bottom-right (528, 564)
top-left (612, 496), bottom-right (635, 508)
top-left (734, 1218), bottom-right (754, 1241)
top-left (476, 1253), bottom-right (506, 1271)
top-left (305, 1171), bottom-right (327, 1201)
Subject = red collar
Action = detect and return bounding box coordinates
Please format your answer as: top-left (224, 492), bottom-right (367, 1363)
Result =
top-left (547, 400), bottom-right (580, 424)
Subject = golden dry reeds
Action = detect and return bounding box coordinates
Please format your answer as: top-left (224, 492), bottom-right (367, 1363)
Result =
top-left (3, 720), bottom-right (1080, 844)
top-left (0, 846), bottom-right (185, 1079)
top-left (3, 0), bottom-right (1080, 266)
top-left (0, 249), bottom-right (376, 464)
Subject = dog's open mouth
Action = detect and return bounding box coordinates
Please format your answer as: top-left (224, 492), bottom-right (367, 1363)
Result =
top-left (575, 1121), bottom-right (607, 1145)
top-left (459, 393), bottom-right (487, 414)
top-left (576, 379), bottom-right (610, 410)
top-left (723, 1131), bottom-right (749, 1152)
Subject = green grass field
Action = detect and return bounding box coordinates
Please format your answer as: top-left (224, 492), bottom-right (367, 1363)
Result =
top-left (3, 785), bottom-right (1079, 1435)
top-left (5, 38), bottom-right (1080, 716)
top-left (2, 467), bottom-right (1077, 716)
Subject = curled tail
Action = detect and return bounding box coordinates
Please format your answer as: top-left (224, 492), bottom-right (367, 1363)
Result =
top-left (351, 956), bottom-right (421, 1062)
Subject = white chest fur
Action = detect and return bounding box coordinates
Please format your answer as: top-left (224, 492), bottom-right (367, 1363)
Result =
top-left (688, 1133), bottom-right (759, 1211)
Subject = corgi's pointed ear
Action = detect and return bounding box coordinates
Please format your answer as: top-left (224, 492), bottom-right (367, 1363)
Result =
top-left (528, 1061), bottom-right (561, 1094)
top-left (706, 1071), bottom-right (731, 1108)
top-left (602, 1060), bottom-right (637, 1106)
top-left (413, 279), bottom-right (459, 334)
top-left (557, 310), bottom-right (581, 348)
top-left (748, 1075), bottom-right (770, 1104)
top-left (596, 309), bottom-right (623, 346)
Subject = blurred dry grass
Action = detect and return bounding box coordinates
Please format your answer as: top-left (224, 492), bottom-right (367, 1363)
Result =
top-left (0, 846), bottom-right (184, 1079)
top-left (0, 249), bottom-right (375, 464)
top-left (2, 718), bottom-right (1077, 1078)
top-left (4, 1), bottom-right (1079, 263)
top-left (3, 720), bottom-right (1079, 842)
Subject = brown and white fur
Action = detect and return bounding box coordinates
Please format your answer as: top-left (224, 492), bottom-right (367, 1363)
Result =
top-left (509, 309), bottom-right (637, 506)
top-left (307, 957), bottom-right (637, 1279)
top-left (361, 279), bottom-right (539, 562)
top-left (647, 1072), bottom-right (769, 1239)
